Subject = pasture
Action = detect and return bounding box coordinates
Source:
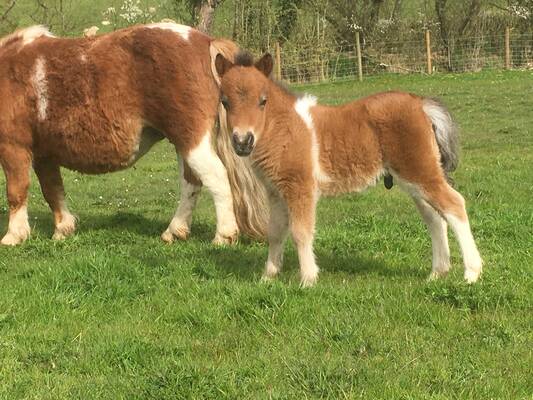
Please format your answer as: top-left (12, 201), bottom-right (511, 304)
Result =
top-left (1, 70), bottom-right (532, 399)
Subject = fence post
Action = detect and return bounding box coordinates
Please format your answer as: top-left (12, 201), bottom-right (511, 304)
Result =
top-left (425, 29), bottom-right (432, 74)
top-left (275, 42), bottom-right (282, 80)
top-left (504, 27), bottom-right (511, 69)
top-left (355, 31), bottom-right (363, 82)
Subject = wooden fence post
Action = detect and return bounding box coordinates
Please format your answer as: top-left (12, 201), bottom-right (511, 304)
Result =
top-left (275, 42), bottom-right (282, 80)
top-left (505, 27), bottom-right (511, 69)
top-left (355, 31), bottom-right (363, 82)
top-left (425, 29), bottom-right (432, 74)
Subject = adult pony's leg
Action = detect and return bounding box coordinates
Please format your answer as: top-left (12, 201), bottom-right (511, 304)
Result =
top-left (161, 159), bottom-right (202, 242)
top-left (412, 197), bottom-right (451, 279)
top-left (287, 190), bottom-right (319, 287)
top-left (185, 132), bottom-right (238, 245)
top-left (33, 159), bottom-right (76, 240)
top-left (262, 193), bottom-right (289, 281)
top-left (0, 145), bottom-right (31, 246)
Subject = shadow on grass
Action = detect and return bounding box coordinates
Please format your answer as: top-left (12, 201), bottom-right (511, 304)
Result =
top-left (8, 209), bottom-right (422, 282)
top-left (206, 243), bottom-right (423, 282)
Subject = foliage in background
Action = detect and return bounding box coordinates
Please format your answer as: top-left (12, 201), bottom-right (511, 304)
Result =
top-left (0, 1), bottom-right (531, 76)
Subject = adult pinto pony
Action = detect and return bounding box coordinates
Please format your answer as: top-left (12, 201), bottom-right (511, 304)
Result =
top-left (215, 52), bottom-right (483, 287)
top-left (0, 24), bottom-right (268, 246)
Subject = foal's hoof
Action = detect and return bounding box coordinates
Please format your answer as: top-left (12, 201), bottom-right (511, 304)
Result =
top-left (161, 226), bottom-right (189, 243)
top-left (212, 231), bottom-right (238, 246)
top-left (299, 274), bottom-right (318, 288)
top-left (1, 232), bottom-right (27, 246)
top-left (427, 269), bottom-right (449, 281)
top-left (464, 267), bottom-right (482, 284)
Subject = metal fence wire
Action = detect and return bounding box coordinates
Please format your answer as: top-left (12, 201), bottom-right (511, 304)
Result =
top-left (275, 32), bottom-right (533, 83)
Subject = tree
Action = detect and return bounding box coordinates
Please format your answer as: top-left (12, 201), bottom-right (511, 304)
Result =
top-left (0, 0), bottom-right (17, 33)
top-left (169, 0), bottom-right (224, 34)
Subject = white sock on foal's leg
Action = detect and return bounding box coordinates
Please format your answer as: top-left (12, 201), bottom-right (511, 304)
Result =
top-left (296, 240), bottom-right (319, 287)
top-left (413, 198), bottom-right (451, 279)
top-left (445, 213), bottom-right (483, 283)
top-left (162, 159), bottom-right (201, 242)
top-left (186, 133), bottom-right (238, 244)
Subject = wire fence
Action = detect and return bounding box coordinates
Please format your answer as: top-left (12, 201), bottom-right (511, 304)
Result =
top-left (275, 32), bottom-right (533, 84)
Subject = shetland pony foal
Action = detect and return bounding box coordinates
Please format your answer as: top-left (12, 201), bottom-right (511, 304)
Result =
top-left (0, 24), bottom-right (268, 246)
top-left (215, 53), bottom-right (483, 286)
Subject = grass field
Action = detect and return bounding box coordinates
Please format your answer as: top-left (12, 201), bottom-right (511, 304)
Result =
top-left (0, 70), bottom-right (532, 399)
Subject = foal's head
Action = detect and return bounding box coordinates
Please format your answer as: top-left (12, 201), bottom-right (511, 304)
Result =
top-left (215, 52), bottom-right (273, 156)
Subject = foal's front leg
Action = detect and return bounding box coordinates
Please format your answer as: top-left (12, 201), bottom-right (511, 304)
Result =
top-left (262, 193), bottom-right (289, 281)
top-left (287, 190), bottom-right (319, 287)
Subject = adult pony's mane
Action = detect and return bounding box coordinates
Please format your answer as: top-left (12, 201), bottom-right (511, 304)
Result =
top-left (0, 25), bottom-right (54, 49)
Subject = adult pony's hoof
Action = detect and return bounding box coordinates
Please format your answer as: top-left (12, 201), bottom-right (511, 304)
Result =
top-left (1, 232), bottom-right (28, 246)
top-left (161, 226), bottom-right (189, 243)
top-left (212, 230), bottom-right (238, 246)
top-left (52, 214), bottom-right (76, 241)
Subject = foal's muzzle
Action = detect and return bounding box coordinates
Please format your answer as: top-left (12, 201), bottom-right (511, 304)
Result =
top-left (232, 132), bottom-right (255, 156)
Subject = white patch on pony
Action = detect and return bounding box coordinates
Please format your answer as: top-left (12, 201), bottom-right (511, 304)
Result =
top-left (146, 23), bottom-right (191, 41)
top-left (294, 95), bottom-right (332, 185)
top-left (186, 132), bottom-right (238, 244)
top-left (444, 213), bottom-right (483, 283)
top-left (1, 205), bottom-right (30, 246)
top-left (80, 54), bottom-right (87, 63)
top-left (31, 57), bottom-right (48, 122)
top-left (21, 25), bottom-right (54, 46)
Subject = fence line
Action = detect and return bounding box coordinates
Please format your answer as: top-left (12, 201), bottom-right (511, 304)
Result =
top-left (273, 30), bottom-right (533, 84)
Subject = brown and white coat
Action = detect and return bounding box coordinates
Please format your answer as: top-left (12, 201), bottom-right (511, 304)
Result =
top-left (216, 53), bottom-right (483, 286)
top-left (0, 24), bottom-right (268, 246)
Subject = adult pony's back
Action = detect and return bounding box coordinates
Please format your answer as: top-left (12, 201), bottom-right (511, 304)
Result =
top-left (0, 24), bottom-right (268, 245)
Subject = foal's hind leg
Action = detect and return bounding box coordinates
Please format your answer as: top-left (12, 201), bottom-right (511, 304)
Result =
top-left (33, 159), bottom-right (76, 240)
top-left (0, 145), bottom-right (31, 245)
top-left (161, 159), bottom-right (202, 243)
top-left (412, 197), bottom-right (451, 279)
top-left (422, 182), bottom-right (482, 283)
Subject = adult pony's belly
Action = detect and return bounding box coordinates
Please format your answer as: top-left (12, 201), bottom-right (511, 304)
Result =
top-left (39, 124), bottom-right (164, 174)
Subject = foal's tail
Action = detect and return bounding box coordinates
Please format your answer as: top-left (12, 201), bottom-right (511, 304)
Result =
top-left (422, 98), bottom-right (459, 173)
top-left (209, 38), bottom-right (269, 239)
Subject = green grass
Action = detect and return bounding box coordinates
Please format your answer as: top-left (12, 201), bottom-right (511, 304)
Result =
top-left (1, 70), bottom-right (532, 399)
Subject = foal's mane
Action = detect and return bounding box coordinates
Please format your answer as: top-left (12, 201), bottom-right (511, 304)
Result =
top-left (232, 50), bottom-right (305, 102)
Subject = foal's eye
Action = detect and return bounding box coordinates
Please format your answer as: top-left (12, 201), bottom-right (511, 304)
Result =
top-left (221, 96), bottom-right (230, 110)
top-left (259, 96), bottom-right (267, 108)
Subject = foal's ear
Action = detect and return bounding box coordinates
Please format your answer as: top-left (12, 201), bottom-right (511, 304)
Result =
top-left (215, 53), bottom-right (233, 78)
top-left (255, 53), bottom-right (273, 77)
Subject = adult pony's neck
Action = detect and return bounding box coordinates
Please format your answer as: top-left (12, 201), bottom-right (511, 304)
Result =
top-left (0, 25), bottom-right (54, 50)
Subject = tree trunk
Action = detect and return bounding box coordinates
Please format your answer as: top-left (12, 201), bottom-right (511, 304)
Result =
top-left (196, 0), bottom-right (223, 34)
